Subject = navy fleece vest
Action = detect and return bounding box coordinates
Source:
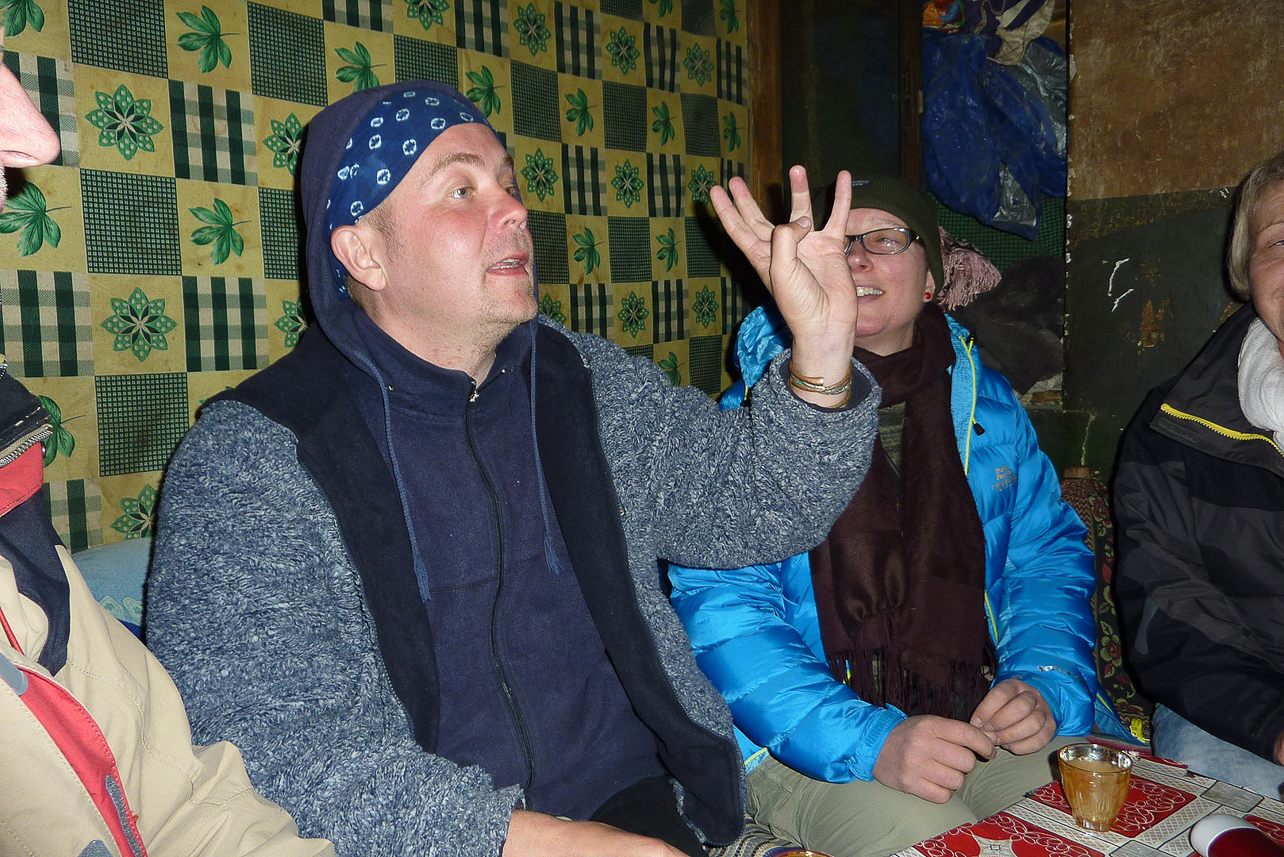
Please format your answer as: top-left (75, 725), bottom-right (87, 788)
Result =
top-left (346, 315), bottom-right (663, 818)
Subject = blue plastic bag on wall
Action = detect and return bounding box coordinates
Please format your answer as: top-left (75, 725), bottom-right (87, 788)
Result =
top-left (922, 30), bottom-right (1065, 238)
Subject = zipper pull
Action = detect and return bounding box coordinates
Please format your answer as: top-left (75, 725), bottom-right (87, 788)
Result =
top-left (468, 379), bottom-right (479, 403)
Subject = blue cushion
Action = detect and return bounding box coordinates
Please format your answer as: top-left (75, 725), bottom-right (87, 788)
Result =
top-left (72, 538), bottom-right (151, 637)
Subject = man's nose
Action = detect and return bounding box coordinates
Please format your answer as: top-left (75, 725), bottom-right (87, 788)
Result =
top-left (495, 189), bottom-right (528, 230)
top-left (0, 66), bottom-right (61, 168)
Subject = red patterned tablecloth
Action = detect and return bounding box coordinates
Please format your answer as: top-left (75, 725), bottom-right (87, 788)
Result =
top-left (894, 756), bottom-right (1284, 857)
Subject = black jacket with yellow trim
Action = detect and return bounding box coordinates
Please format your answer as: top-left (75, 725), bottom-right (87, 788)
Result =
top-left (1113, 305), bottom-right (1284, 763)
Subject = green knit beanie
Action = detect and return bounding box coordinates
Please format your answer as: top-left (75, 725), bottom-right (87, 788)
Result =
top-left (847, 175), bottom-right (944, 294)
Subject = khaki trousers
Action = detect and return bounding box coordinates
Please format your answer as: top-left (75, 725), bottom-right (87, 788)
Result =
top-left (746, 738), bottom-right (1075, 857)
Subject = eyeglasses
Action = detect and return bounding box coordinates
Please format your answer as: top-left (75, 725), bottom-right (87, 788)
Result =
top-left (844, 227), bottom-right (918, 257)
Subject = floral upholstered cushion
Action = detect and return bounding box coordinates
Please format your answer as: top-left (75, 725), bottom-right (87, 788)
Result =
top-left (1060, 469), bottom-right (1154, 744)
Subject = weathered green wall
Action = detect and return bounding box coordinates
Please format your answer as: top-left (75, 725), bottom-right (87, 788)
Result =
top-left (1062, 0), bottom-right (1282, 479)
top-left (1064, 191), bottom-right (1240, 474)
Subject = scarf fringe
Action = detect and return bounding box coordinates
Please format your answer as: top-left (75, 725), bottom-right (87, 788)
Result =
top-left (829, 648), bottom-right (994, 721)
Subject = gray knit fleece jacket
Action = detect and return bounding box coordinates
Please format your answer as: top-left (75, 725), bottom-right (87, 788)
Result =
top-left (148, 320), bottom-right (877, 856)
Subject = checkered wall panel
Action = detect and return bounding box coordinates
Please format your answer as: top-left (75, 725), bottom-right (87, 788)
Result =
top-left (3, 0), bottom-right (751, 550)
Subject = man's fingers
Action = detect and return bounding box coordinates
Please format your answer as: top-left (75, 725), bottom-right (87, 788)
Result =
top-left (710, 187), bottom-right (771, 276)
top-left (997, 709), bottom-right (1055, 754)
top-left (726, 177), bottom-right (774, 238)
top-left (787, 165), bottom-right (813, 225)
top-left (765, 219), bottom-right (812, 295)
top-left (822, 170), bottom-right (852, 236)
top-left (994, 705), bottom-right (1046, 745)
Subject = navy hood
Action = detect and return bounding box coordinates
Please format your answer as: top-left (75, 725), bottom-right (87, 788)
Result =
top-left (295, 80), bottom-right (562, 598)
top-left (299, 80), bottom-right (495, 364)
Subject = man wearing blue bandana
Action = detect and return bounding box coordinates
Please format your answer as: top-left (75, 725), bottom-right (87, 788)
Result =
top-left (148, 81), bottom-right (877, 856)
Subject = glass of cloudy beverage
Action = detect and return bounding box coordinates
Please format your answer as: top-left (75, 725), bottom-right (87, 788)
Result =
top-left (1057, 743), bottom-right (1133, 832)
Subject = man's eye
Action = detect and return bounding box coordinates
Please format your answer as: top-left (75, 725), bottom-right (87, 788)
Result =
top-left (450, 186), bottom-right (472, 199)
top-left (504, 183), bottom-right (521, 198)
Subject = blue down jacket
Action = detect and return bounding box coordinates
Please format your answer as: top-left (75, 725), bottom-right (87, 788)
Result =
top-left (669, 307), bottom-right (1128, 784)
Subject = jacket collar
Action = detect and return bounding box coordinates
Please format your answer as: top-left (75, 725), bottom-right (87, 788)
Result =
top-left (1151, 305), bottom-right (1284, 473)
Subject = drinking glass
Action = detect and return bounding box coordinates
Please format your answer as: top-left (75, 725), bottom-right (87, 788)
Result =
top-left (1057, 743), bottom-right (1134, 832)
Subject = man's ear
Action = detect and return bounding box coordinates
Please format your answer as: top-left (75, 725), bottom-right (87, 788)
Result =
top-left (331, 222), bottom-right (387, 293)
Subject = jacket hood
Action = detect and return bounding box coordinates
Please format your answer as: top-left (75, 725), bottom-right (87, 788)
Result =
top-left (299, 80), bottom-right (494, 365)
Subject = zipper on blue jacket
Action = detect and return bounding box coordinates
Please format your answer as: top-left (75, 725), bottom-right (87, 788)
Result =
top-left (465, 380), bottom-right (536, 790)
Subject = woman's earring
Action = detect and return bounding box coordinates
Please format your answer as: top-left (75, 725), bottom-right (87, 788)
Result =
top-left (923, 290), bottom-right (933, 302)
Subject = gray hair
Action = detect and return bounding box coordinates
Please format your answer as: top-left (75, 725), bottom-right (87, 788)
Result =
top-left (1228, 149), bottom-right (1284, 299)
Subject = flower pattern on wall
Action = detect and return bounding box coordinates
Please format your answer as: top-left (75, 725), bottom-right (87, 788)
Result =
top-left (404, 0), bottom-right (450, 29)
top-left (514, 3), bottom-right (550, 55)
top-left (658, 351), bottom-right (681, 384)
top-left (102, 287), bottom-right (178, 362)
top-left (719, 0), bottom-right (739, 33)
top-left (605, 27), bottom-right (639, 75)
top-left (688, 164), bottom-right (716, 204)
top-left (723, 112), bottom-right (741, 152)
top-left (335, 41), bottom-right (381, 92)
top-left (0, 182), bottom-right (65, 256)
top-left (275, 299), bottom-right (307, 347)
top-left (693, 285), bottom-right (719, 328)
top-left (37, 395), bottom-right (79, 466)
top-left (264, 113), bottom-right (304, 175)
top-left (539, 293), bottom-right (567, 325)
top-left (650, 102), bottom-right (675, 145)
top-left (176, 5), bottom-right (234, 73)
top-left (617, 291), bottom-right (649, 337)
top-left (520, 149), bottom-right (559, 202)
top-left (1, 0), bottom-right (46, 37)
top-left (682, 44), bottom-right (713, 86)
top-left (86, 84), bottom-right (164, 161)
top-left (611, 160), bottom-right (643, 208)
top-left (465, 66), bottom-right (502, 116)
top-left (189, 198), bottom-right (249, 264)
top-left (655, 227), bottom-right (679, 271)
top-left (565, 88), bottom-right (594, 136)
top-left (573, 226), bottom-right (602, 274)
top-left (111, 485), bottom-right (157, 539)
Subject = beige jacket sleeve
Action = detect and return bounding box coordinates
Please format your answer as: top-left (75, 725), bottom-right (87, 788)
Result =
top-left (0, 547), bottom-right (334, 857)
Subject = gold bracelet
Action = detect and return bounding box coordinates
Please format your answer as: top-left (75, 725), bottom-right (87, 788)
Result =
top-left (788, 364), bottom-right (853, 396)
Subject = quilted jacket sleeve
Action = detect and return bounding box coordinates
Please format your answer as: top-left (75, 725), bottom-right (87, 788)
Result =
top-left (982, 375), bottom-right (1097, 735)
top-left (669, 552), bottom-right (906, 783)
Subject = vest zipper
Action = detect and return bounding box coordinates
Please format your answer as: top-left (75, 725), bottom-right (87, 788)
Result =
top-left (464, 380), bottom-right (536, 790)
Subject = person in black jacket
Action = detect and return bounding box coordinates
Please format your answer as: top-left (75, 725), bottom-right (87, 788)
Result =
top-left (1114, 148), bottom-right (1284, 799)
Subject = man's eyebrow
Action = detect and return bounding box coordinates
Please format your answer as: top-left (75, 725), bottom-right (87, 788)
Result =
top-left (420, 150), bottom-right (516, 185)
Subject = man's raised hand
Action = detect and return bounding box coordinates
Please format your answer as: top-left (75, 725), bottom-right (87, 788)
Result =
top-left (710, 166), bottom-right (859, 400)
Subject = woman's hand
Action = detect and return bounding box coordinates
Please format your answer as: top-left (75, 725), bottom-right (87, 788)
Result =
top-left (969, 678), bottom-right (1058, 755)
top-left (872, 715), bottom-right (997, 803)
top-left (711, 166), bottom-right (858, 400)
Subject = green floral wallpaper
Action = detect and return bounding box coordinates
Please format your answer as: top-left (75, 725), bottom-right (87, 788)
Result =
top-left (0, 0), bottom-right (753, 551)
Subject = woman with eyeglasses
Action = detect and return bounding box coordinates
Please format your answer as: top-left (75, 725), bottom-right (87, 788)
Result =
top-left (669, 173), bottom-right (1124, 857)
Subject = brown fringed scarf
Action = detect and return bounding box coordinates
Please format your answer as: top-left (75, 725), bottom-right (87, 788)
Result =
top-left (809, 304), bottom-right (992, 719)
